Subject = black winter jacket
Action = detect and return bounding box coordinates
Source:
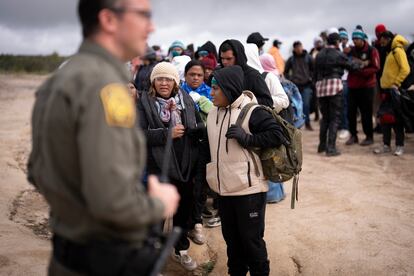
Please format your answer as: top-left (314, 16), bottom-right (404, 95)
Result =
top-left (314, 47), bottom-right (355, 82)
top-left (137, 90), bottom-right (203, 182)
top-left (285, 51), bottom-right (314, 88)
top-left (211, 66), bottom-right (287, 149)
top-left (218, 39), bottom-right (273, 107)
top-left (134, 62), bottom-right (157, 92)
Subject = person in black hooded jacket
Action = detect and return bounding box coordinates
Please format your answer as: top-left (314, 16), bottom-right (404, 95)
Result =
top-left (206, 65), bottom-right (287, 276)
top-left (195, 40), bottom-right (218, 60)
top-left (218, 39), bottom-right (274, 107)
top-left (314, 33), bottom-right (358, 156)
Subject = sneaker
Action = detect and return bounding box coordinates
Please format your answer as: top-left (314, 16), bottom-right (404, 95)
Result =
top-left (326, 149), bottom-right (341, 157)
top-left (394, 146), bottom-right (404, 156)
top-left (373, 145), bottom-right (391, 154)
top-left (267, 194), bottom-right (286, 204)
top-left (173, 250), bottom-right (197, 271)
top-left (338, 129), bottom-right (350, 140)
top-left (305, 123), bottom-right (314, 131)
top-left (188, 223), bottom-right (205, 245)
top-left (206, 216), bottom-right (221, 228)
top-left (345, 136), bottom-right (359, 146)
top-left (360, 138), bottom-right (374, 146)
top-left (317, 144), bottom-right (326, 153)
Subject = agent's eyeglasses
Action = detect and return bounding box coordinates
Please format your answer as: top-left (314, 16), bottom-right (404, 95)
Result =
top-left (110, 7), bottom-right (152, 20)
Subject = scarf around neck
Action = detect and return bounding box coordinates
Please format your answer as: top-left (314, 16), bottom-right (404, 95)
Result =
top-left (155, 91), bottom-right (185, 126)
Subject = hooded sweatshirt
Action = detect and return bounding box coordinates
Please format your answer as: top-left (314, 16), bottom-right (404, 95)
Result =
top-left (245, 44), bottom-right (289, 112)
top-left (284, 50), bottom-right (314, 88)
top-left (195, 41), bottom-right (218, 60)
top-left (218, 39), bottom-right (273, 107)
top-left (380, 34), bottom-right (410, 89)
top-left (171, 55), bottom-right (191, 83)
top-left (347, 41), bottom-right (380, 88)
top-left (206, 66), bottom-right (286, 196)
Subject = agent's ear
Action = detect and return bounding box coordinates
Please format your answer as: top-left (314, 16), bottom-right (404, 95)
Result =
top-left (97, 8), bottom-right (119, 35)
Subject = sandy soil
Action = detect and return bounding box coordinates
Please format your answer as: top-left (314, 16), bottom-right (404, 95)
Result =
top-left (0, 74), bottom-right (413, 276)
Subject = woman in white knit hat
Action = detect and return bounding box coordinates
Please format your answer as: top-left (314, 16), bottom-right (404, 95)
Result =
top-left (137, 62), bottom-right (204, 271)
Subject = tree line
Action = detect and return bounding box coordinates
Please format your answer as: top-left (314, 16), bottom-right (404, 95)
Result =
top-left (0, 53), bottom-right (67, 74)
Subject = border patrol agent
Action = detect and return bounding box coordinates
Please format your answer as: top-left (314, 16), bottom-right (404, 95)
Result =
top-left (27, 0), bottom-right (179, 275)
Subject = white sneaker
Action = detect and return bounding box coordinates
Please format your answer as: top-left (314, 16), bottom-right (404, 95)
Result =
top-left (373, 145), bottom-right (391, 154)
top-left (173, 250), bottom-right (197, 271)
top-left (188, 223), bottom-right (205, 245)
top-left (206, 216), bottom-right (221, 228)
top-left (394, 146), bottom-right (404, 156)
top-left (338, 129), bottom-right (350, 140)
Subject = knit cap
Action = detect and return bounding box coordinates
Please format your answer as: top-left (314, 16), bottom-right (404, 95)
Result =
top-left (375, 24), bottom-right (387, 38)
top-left (314, 36), bottom-right (323, 44)
top-left (169, 40), bottom-right (185, 50)
top-left (339, 30), bottom-right (348, 39)
top-left (150, 62), bottom-right (180, 86)
top-left (201, 53), bottom-right (217, 70)
top-left (352, 29), bottom-right (366, 40)
top-left (327, 27), bottom-right (339, 35)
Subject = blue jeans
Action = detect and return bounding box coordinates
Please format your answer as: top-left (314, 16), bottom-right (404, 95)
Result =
top-left (300, 86), bottom-right (313, 124)
top-left (266, 182), bottom-right (285, 203)
top-left (340, 81), bottom-right (349, 130)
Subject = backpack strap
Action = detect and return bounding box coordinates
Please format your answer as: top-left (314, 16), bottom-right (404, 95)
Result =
top-left (291, 174), bottom-right (299, 209)
top-left (235, 102), bottom-right (262, 177)
top-left (235, 102), bottom-right (257, 126)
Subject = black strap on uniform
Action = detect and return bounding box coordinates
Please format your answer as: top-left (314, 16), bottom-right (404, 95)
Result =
top-left (52, 235), bottom-right (88, 273)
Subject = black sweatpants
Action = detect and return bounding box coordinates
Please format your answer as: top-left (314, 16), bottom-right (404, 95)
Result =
top-left (172, 179), bottom-right (194, 253)
top-left (348, 87), bottom-right (375, 139)
top-left (191, 139), bottom-right (210, 227)
top-left (219, 192), bottom-right (269, 276)
top-left (382, 123), bottom-right (405, 146)
top-left (319, 93), bottom-right (343, 151)
top-left (380, 89), bottom-right (405, 147)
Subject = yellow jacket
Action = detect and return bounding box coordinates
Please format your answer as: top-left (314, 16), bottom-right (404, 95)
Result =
top-left (380, 34), bottom-right (410, 89)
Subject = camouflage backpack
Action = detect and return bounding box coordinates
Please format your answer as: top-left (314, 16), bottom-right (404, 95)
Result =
top-left (236, 103), bottom-right (303, 208)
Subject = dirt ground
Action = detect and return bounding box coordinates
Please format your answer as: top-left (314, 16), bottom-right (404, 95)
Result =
top-left (0, 74), bottom-right (413, 276)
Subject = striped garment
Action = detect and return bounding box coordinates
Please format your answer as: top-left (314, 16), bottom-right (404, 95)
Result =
top-left (315, 78), bottom-right (343, 98)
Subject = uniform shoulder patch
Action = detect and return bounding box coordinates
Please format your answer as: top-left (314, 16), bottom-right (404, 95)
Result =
top-left (100, 83), bottom-right (136, 128)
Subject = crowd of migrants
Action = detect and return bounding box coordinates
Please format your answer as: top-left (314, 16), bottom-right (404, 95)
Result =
top-left (124, 25), bottom-right (413, 274)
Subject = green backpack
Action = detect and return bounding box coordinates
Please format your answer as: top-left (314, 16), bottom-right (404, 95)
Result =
top-left (236, 103), bottom-right (303, 209)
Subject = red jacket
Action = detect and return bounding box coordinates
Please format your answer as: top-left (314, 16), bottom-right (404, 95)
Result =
top-left (347, 42), bottom-right (380, 88)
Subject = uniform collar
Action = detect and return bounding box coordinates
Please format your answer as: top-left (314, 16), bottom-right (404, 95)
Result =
top-left (78, 40), bottom-right (130, 82)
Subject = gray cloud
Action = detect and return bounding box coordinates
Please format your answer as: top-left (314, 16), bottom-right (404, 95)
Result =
top-left (0, 0), bottom-right (413, 57)
top-left (0, 0), bottom-right (77, 28)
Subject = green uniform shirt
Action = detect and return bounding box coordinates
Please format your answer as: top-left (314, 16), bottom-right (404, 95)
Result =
top-left (28, 40), bottom-right (164, 244)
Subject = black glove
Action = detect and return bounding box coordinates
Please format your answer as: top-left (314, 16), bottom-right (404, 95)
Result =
top-left (187, 124), bottom-right (206, 139)
top-left (226, 125), bottom-right (251, 148)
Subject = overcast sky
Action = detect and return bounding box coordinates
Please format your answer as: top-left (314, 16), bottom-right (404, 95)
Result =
top-left (0, 0), bottom-right (413, 59)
